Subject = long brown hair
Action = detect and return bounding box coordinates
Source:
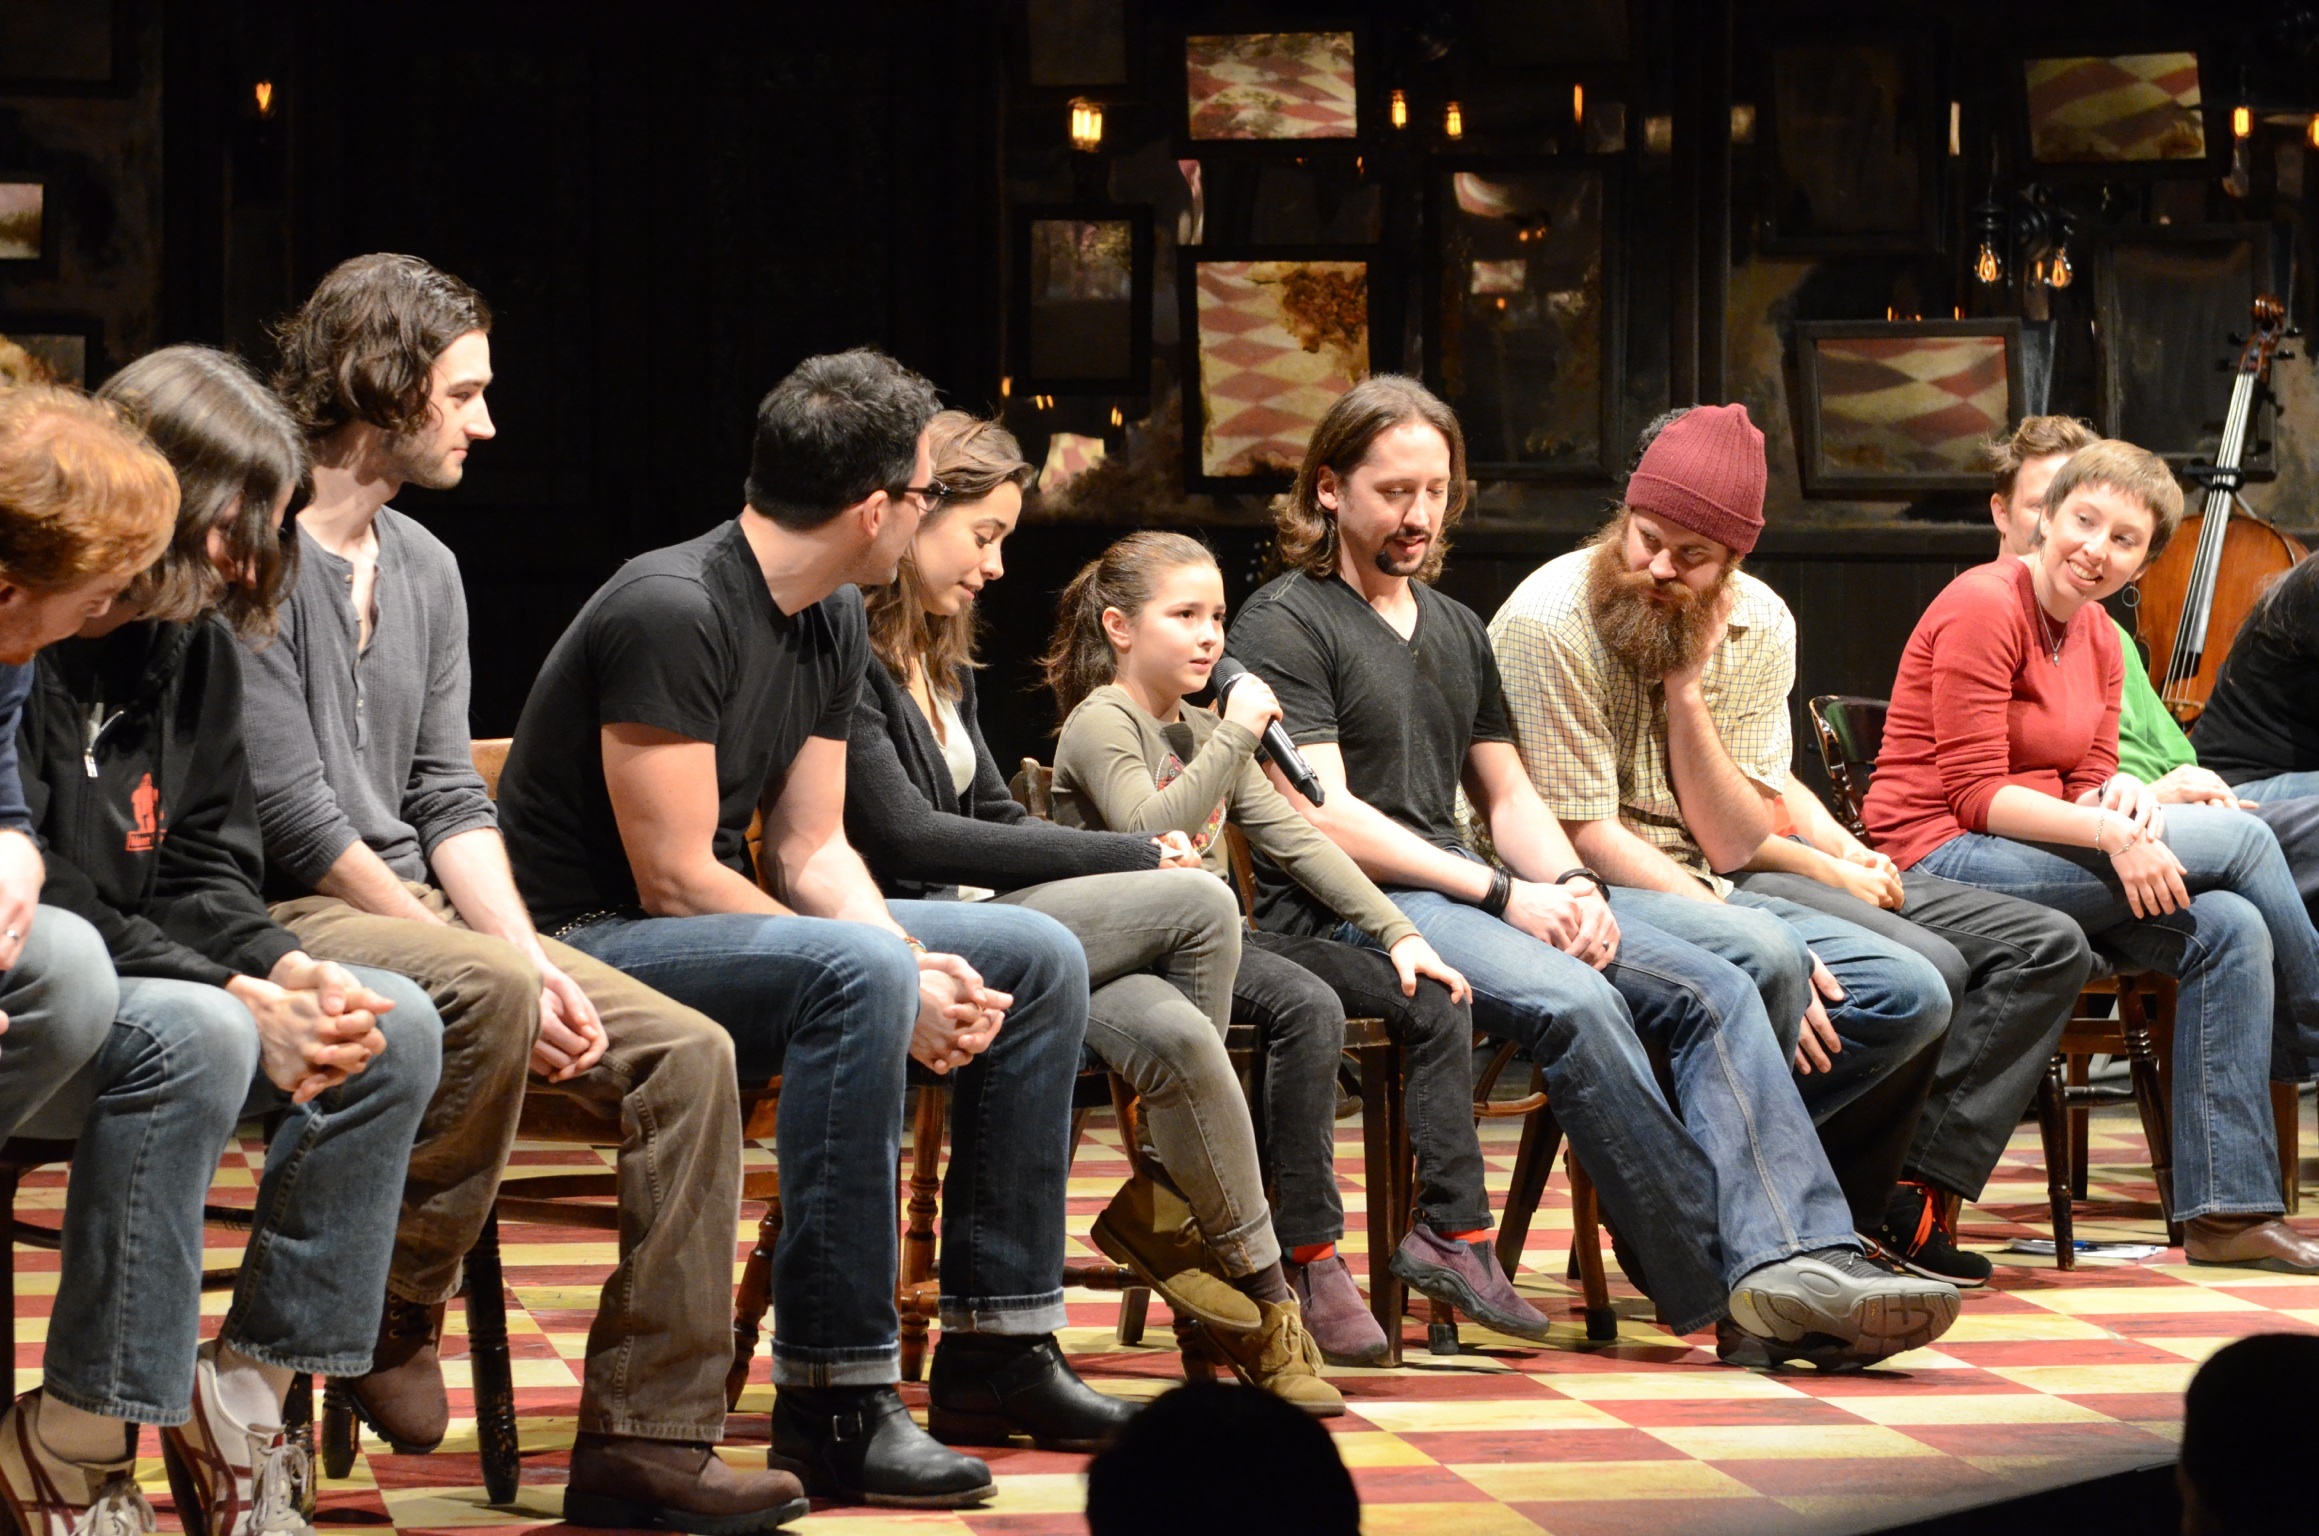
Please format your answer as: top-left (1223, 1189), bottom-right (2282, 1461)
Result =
top-left (1038, 531), bottom-right (1216, 724)
top-left (98, 346), bottom-right (306, 639)
top-left (272, 252), bottom-right (492, 440)
top-left (864, 410), bottom-right (1033, 700)
top-left (1273, 374), bottom-right (1468, 584)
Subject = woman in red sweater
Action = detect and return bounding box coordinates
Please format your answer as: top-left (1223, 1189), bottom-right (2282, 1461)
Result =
top-left (1867, 440), bottom-right (2319, 1272)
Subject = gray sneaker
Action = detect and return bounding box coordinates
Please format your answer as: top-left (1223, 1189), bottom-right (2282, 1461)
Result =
top-left (1727, 1246), bottom-right (1960, 1364)
top-left (1389, 1226), bottom-right (1557, 1344)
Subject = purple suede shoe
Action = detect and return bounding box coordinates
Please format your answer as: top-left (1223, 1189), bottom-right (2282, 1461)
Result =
top-left (1389, 1226), bottom-right (1557, 1343)
top-left (1286, 1254), bottom-right (1391, 1366)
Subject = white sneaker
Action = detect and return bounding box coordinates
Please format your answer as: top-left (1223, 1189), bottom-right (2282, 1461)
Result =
top-left (158, 1344), bottom-right (312, 1536)
top-left (0, 1390), bottom-right (155, 1536)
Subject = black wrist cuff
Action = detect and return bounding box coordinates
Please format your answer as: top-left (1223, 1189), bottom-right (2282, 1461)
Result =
top-left (1478, 866), bottom-right (1513, 919)
top-left (1554, 866), bottom-right (1606, 890)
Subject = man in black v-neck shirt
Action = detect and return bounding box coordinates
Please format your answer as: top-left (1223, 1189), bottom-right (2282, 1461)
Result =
top-left (502, 351), bottom-right (1119, 1510)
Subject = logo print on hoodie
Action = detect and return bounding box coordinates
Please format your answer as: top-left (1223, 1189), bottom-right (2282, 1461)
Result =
top-left (126, 772), bottom-right (166, 852)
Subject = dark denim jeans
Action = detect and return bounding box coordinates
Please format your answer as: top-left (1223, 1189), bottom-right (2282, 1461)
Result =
top-left (1351, 890), bottom-right (1857, 1336)
top-left (565, 901), bottom-right (1088, 1387)
top-left (2232, 770), bottom-right (2319, 806)
top-left (1917, 804), bottom-right (2319, 1219)
top-left (0, 907), bottom-right (121, 1142)
top-left (34, 968), bottom-right (440, 1424)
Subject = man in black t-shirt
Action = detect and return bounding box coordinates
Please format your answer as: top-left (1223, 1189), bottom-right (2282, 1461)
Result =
top-left (2194, 556), bottom-right (2319, 803)
top-left (501, 351), bottom-right (1122, 1511)
top-left (1227, 375), bottom-right (1960, 1369)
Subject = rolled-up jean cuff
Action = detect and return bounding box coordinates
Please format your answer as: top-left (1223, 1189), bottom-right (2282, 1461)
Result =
top-left (1723, 1235), bottom-right (1860, 1294)
top-left (771, 1343), bottom-right (901, 1388)
top-left (939, 1292), bottom-right (1070, 1335)
top-left (580, 1413), bottom-right (728, 1444)
top-left (2176, 1198), bottom-right (2285, 1223)
top-left (1206, 1213), bottom-right (1283, 1278)
top-left (1418, 1205), bottom-right (1494, 1236)
top-left (40, 1379), bottom-right (190, 1430)
top-left (215, 1334), bottom-right (375, 1381)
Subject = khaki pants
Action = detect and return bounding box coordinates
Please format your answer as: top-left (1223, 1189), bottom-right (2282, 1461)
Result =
top-left (272, 883), bottom-right (743, 1441)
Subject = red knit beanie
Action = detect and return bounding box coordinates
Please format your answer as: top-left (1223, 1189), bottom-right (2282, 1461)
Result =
top-left (1626, 403), bottom-right (1766, 556)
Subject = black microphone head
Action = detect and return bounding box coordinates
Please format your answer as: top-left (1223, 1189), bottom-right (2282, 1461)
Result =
top-left (1210, 654), bottom-right (1249, 698)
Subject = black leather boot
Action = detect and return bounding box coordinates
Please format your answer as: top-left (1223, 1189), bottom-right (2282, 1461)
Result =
top-left (927, 1333), bottom-right (1140, 1452)
top-left (770, 1387), bottom-right (992, 1509)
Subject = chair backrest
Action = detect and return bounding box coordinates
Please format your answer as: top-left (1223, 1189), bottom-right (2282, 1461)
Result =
top-left (1807, 694), bottom-right (1888, 843)
top-left (473, 737), bottom-right (512, 799)
top-left (1010, 758), bottom-right (1055, 820)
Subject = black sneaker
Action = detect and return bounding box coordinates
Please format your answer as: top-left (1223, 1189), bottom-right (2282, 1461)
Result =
top-left (1868, 1182), bottom-right (1993, 1288)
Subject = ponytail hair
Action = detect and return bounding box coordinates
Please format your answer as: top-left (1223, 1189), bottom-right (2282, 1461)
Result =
top-left (1038, 530), bottom-right (1216, 724)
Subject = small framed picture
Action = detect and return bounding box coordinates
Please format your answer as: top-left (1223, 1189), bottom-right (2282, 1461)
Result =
top-left (1794, 320), bottom-right (2024, 496)
top-left (1180, 247), bottom-right (1377, 493)
top-left (2094, 224), bottom-right (2277, 473)
top-left (1757, 42), bottom-right (1942, 255)
top-left (0, 318), bottom-right (103, 388)
top-left (0, 177), bottom-right (53, 273)
top-left (2018, 50), bottom-right (2219, 179)
top-left (1424, 159), bottom-right (1623, 481)
top-left (0, 0), bottom-right (127, 95)
top-left (1181, 28), bottom-right (1362, 144)
top-left (1010, 204), bottom-right (1154, 395)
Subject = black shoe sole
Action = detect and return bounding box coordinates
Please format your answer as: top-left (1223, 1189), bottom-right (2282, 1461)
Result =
top-left (926, 1404), bottom-right (1117, 1453)
top-left (771, 1448), bottom-right (996, 1510)
top-left (1387, 1249), bottom-right (1557, 1344)
top-left (564, 1490), bottom-right (811, 1532)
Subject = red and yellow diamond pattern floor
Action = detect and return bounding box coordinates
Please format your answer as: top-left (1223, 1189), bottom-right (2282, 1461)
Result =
top-left (16, 1099), bottom-right (2309, 1535)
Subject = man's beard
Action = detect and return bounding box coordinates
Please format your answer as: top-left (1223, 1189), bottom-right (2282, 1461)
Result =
top-left (1584, 529), bottom-right (1731, 678)
top-left (383, 431), bottom-right (463, 491)
top-left (1371, 526), bottom-right (1431, 577)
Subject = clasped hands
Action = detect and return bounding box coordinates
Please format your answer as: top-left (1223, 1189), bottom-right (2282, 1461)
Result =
top-left (914, 948), bottom-right (1012, 1075)
top-left (226, 952), bottom-right (398, 1104)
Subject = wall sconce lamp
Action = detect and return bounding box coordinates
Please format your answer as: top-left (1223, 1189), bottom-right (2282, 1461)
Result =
top-left (2232, 104), bottom-right (2252, 139)
top-left (254, 80), bottom-right (275, 118)
top-left (1389, 88), bottom-right (1408, 129)
top-left (1109, 406), bottom-right (1123, 427)
top-left (1729, 103), bottom-right (1756, 144)
top-left (1443, 100), bottom-right (1464, 139)
top-left (1571, 83), bottom-right (1584, 126)
top-left (1069, 99), bottom-right (1104, 152)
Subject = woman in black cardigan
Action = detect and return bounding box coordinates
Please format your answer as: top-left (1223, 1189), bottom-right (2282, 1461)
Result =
top-left (842, 413), bottom-right (1342, 1414)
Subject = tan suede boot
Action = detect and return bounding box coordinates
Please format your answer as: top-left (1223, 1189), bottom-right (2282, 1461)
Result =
top-left (1089, 1174), bottom-right (1261, 1334)
top-left (1197, 1298), bottom-right (1345, 1417)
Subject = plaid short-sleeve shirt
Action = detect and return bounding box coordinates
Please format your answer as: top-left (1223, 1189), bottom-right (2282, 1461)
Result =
top-left (1485, 550), bottom-right (1796, 895)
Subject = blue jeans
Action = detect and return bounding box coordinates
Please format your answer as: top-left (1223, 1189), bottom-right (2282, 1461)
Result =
top-left (1352, 892), bottom-right (1857, 1335)
top-left (1917, 804), bottom-right (2319, 1219)
top-left (565, 900), bottom-right (1088, 1387)
top-left (0, 907), bottom-right (120, 1141)
top-left (2230, 770), bottom-right (2319, 806)
top-left (34, 968), bottom-right (440, 1425)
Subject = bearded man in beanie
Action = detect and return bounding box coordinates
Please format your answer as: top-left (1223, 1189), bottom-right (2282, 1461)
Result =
top-left (1488, 404), bottom-right (2067, 1289)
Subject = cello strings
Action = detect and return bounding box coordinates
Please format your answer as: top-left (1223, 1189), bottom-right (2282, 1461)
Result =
top-left (2164, 367), bottom-right (2254, 694)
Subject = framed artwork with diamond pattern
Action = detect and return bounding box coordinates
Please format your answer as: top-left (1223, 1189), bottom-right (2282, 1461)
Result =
top-left (1795, 319), bottom-right (2025, 496)
top-left (1179, 246), bottom-right (1378, 494)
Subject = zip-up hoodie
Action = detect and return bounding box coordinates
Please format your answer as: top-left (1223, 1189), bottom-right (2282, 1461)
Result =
top-left (18, 616), bottom-right (301, 986)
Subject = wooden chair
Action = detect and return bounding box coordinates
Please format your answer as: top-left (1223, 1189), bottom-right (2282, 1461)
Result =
top-left (1808, 694), bottom-right (2298, 1262)
top-left (1020, 759), bottom-right (1618, 1354)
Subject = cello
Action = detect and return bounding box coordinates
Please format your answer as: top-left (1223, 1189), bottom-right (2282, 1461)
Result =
top-left (2133, 293), bottom-right (2308, 727)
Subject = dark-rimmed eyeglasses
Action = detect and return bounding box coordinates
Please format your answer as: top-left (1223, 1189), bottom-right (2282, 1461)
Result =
top-left (890, 478), bottom-right (951, 510)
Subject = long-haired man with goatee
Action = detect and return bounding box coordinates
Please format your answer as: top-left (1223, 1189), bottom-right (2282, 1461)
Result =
top-left (246, 254), bottom-right (804, 1530)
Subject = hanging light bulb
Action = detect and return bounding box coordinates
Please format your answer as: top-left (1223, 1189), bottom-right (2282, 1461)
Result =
top-left (1572, 83), bottom-right (1584, 126)
top-left (253, 80), bottom-right (275, 117)
top-left (2231, 104), bottom-right (2252, 139)
top-left (1974, 239), bottom-right (2003, 285)
top-left (999, 376), bottom-right (1011, 400)
top-left (1389, 88), bottom-right (1408, 129)
top-left (2046, 243), bottom-right (2074, 289)
top-left (1109, 405), bottom-right (1123, 427)
top-left (2309, 113), bottom-right (2319, 148)
top-left (1069, 99), bottom-right (1104, 152)
top-left (1444, 100), bottom-right (1464, 139)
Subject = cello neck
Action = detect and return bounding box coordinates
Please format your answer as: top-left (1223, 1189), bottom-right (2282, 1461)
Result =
top-left (2160, 367), bottom-right (2258, 694)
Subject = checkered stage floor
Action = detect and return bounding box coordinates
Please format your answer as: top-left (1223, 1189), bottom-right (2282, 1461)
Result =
top-left (18, 1097), bottom-right (2313, 1536)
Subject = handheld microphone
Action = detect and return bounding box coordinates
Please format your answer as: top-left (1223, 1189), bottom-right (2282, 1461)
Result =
top-left (1211, 655), bottom-right (1326, 807)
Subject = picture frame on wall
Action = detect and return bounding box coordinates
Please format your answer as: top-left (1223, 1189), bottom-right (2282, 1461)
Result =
top-left (2016, 48), bottom-right (2220, 180)
top-left (1794, 319), bottom-right (2025, 496)
top-left (1423, 158), bottom-right (1623, 481)
top-left (0, 176), bottom-right (54, 274)
top-left (0, 317), bottom-right (103, 389)
top-left (1757, 41), bottom-right (1942, 255)
top-left (1015, 0), bottom-right (1138, 99)
top-left (1009, 204), bottom-right (1154, 395)
top-left (0, 0), bottom-right (126, 95)
top-left (2093, 223), bottom-right (2278, 474)
top-left (1180, 245), bottom-right (1377, 494)
top-left (1179, 26), bottom-right (1364, 146)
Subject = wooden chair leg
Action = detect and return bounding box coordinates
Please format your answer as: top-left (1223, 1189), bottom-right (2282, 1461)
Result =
top-left (1174, 1316), bottom-right (1218, 1382)
top-left (898, 1087), bottom-right (945, 1384)
top-left (2119, 987), bottom-right (2179, 1243)
top-left (1114, 1287), bottom-right (1150, 1347)
top-left (2272, 1080), bottom-right (2300, 1215)
top-left (2, 1164), bottom-right (19, 1370)
top-left (464, 1211), bottom-right (521, 1506)
top-left (283, 1375), bottom-right (316, 1517)
top-left (2035, 1055), bottom-right (2076, 1272)
top-left (1357, 1042), bottom-right (1407, 1366)
top-left (1495, 1072), bottom-right (1561, 1283)
top-left (1565, 1155), bottom-right (1617, 1343)
top-left (319, 1378), bottom-right (360, 1479)
top-left (2068, 1053), bottom-right (2091, 1200)
top-left (727, 1195), bottom-right (781, 1410)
